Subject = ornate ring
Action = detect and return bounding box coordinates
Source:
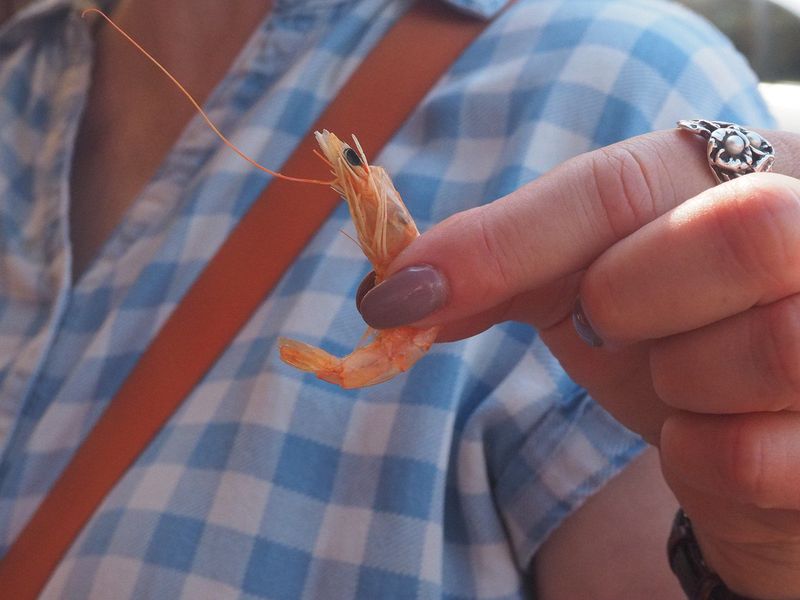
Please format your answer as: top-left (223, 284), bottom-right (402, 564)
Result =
top-left (677, 119), bottom-right (775, 185)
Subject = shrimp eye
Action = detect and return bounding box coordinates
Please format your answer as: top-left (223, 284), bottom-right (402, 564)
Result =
top-left (344, 147), bottom-right (362, 168)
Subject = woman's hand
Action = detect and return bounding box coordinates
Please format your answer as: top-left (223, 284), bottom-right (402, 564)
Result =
top-left (359, 128), bottom-right (800, 598)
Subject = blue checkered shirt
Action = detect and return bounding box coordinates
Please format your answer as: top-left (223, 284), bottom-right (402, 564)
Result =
top-left (0, 0), bottom-right (773, 598)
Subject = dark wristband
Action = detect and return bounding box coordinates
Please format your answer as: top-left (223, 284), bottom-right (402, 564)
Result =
top-left (668, 510), bottom-right (752, 600)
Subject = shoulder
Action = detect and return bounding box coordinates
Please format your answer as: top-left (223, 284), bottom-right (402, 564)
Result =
top-left (488, 0), bottom-right (765, 111)
top-left (481, 0), bottom-right (760, 95)
top-left (495, 0), bottom-right (739, 53)
top-left (444, 0), bottom-right (771, 167)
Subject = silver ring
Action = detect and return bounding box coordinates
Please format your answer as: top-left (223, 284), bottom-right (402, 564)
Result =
top-left (677, 119), bottom-right (775, 185)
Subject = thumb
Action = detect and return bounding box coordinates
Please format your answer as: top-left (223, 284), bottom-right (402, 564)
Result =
top-left (359, 128), bottom-right (734, 331)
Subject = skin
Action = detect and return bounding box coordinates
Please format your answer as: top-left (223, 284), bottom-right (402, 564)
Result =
top-left (5, 0), bottom-right (722, 596)
top-left (69, 0), bottom-right (272, 280)
top-left (385, 130), bottom-right (800, 598)
top-left (535, 448), bottom-right (682, 599)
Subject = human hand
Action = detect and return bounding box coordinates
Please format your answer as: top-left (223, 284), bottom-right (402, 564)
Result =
top-left (358, 128), bottom-right (800, 598)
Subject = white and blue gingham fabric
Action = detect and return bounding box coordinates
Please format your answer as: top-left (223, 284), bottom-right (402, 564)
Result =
top-left (0, 0), bottom-right (773, 598)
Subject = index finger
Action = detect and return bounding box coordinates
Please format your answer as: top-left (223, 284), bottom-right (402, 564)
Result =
top-left (362, 128), bottom-right (800, 329)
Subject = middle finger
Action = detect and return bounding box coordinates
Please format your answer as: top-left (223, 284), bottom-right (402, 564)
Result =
top-left (651, 293), bottom-right (800, 414)
top-left (579, 172), bottom-right (800, 343)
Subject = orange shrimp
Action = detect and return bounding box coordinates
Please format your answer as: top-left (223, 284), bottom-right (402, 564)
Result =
top-left (82, 8), bottom-right (438, 389)
top-left (278, 132), bottom-right (440, 388)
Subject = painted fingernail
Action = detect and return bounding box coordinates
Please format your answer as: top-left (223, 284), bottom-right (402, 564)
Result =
top-left (572, 297), bottom-right (603, 347)
top-left (359, 265), bottom-right (447, 329)
top-left (355, 270), bottom-right (376, 312)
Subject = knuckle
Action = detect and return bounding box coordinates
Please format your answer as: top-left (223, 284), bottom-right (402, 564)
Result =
top-left (711, 177), bottom-right (800, 294)
top-left (648, 341), bottom-right (679, 405)
top-left (580, 264), bottom-right (622, 339)
top-left (589, 145), bottom-right (662, 239)
top-left (471, 207), bottom-right (518, 301)
top-left (723, 418), bottom-right (774, 507)
top-left (754, 297), bottom-right (800, 404)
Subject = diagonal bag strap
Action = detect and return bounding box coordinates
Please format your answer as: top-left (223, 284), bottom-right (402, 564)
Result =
top-left (0, 1), bottom-right (500, 597)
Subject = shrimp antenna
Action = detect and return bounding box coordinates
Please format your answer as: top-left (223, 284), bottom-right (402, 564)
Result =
top-left (338, 228), bottom-right (366, 254)
top-left (313, 148), bottom-right (333, 169)
top-left (81, 8), bottom-right (332, 187)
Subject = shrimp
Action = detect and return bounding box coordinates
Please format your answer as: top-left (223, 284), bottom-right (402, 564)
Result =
top-left (278, 132), bottom-right (440, 388)
top-left (80, 8), bottom-right (438, 389)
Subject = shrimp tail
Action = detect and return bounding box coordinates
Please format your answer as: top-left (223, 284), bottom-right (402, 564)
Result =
top-left (278, 338), bottom-right (343, 384)
top-left (278, 336), bottom-right (395, 388)
top-left (278, 327), bottom-right (439, 389)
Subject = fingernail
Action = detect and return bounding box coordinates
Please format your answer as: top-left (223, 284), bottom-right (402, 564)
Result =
top-left (572, 297), bottom-right (603, 347)
top-left (359, 265), bottom-right (447, 329)
top-left (355, 270), bottom-right (376, 312)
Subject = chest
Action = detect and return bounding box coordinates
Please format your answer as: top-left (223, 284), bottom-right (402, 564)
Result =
top-left (67, 10), bottom-right (267, 281)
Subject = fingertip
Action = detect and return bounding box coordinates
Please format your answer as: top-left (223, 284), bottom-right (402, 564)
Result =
top-left (572, 297), bottom-right (604, 347)
top-left (358, 264), bottom-right (448, 329)
top-left (355, 270), bottom-right (376, 313)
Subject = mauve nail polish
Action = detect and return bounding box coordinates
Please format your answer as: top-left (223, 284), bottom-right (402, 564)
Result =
top-left (572, 297), bottom-right (604, 347)
top-left (359, 265), bottom-right (447, 329)
top-left (355, 271), bottom-right (376, 312)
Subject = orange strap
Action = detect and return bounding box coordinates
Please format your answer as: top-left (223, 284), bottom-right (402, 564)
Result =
top-left (0, 2), bottom-right (496, 597)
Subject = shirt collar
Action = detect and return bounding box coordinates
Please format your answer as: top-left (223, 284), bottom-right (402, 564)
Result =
top-left (0, 0), bottom-right (504, 51)
top-left (269, 0), bottom-right (505, 19)
top-left (441, 0), bottom-right (508, 19)
top-left (0, 0), bottom-right (114, 41)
